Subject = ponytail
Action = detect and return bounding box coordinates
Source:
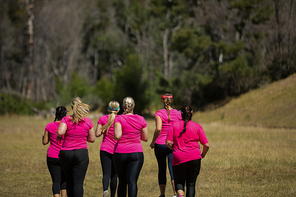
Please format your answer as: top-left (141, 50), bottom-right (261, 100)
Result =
top-left (179, 105), bottom-right (193, 137)
top-left (101, 100), bottom-right (120, 134)
top-left (161, 92), bottom-right (173, 122)
top-left (71, 97), bottom-right (90, 124)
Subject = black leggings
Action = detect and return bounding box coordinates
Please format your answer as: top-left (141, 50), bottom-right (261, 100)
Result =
top-left (59, 149), bottom-right (89, 197)
top-left (113, 152), bottom-right (144, 197)
top-left (47, 157), bottom-right (66, 195)
top-left (173, 159), bottom-right (201, 197)
top-left (154, 143), bottom-right (174, 185)
top-left (100, 150), bottom-right (117, 197)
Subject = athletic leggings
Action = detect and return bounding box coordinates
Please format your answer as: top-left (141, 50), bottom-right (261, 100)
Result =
top-left (113, 152), bottom-right (144, 197)
top-left (154, 143), bottom-right (174, 185)
top-left (59, 148), bottom-right (89, 197)
top-left (47, 157), bottom-right (66, 195)
top-left (173, 159), bottom-right (201, 197)
top-left (100, 150), bottom-right (117, 197)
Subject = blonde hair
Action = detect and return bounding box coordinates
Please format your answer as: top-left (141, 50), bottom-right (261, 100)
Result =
top-left (161, 92), bottom-right (173, 122)
top-left (122, 97), bottom-right (135, 114)
top-left (102, 100), bottom-right (120, 134)
top-left (71, 97), bottom-right (90, 124)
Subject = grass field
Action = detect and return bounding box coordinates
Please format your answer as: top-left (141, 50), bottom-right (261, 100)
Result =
top-left (0, 116), bottom-right (295, 197)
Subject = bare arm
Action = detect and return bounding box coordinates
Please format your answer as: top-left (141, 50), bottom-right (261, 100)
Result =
top-left (87, 127), bottom-right (96, 143)
top-left (201, 143), bottom-right (210, 158)
top-left (165, 140), bottom-right (173, 149)
top-left (141, 127), bottom-right (148, 142)
top-left (56, 122), bottom-right (67, 143)
top-left (95, 123), bottom-right (103, 137)
top-left (42, 130), bottom-right (49, 145)
top-left (114, 122), bottom-right (122, 140)
top-left (150, 116), bottom-right (162, 149)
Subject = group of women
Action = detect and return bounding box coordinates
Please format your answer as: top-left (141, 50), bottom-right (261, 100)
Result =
top-left (42, 93), bottom-right (209, 197)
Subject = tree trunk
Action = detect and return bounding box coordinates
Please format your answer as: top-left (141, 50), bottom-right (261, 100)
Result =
top-left (25, 0), bottom-right (36, 100)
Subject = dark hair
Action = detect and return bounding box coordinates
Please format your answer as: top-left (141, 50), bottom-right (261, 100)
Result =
top-left (54, 106), bottom-right (68, 121)
top-left (179, 104), bottom-right (193, 137)
top-left (161, 92), bottom-right (173, 122)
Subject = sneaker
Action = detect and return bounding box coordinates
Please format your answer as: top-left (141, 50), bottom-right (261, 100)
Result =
top-left (103, 191), bottom-right (110, 197)
top-left (172, 194), bottom-right (178, 197)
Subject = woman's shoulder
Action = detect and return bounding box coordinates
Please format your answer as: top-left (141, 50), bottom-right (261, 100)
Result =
top-left (155, 109), bottom-right (166, 116)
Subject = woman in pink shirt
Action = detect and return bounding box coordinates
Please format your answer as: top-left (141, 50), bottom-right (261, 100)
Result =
top-left (166, 105), bottom-right (209, 197)
top-left (57, 97), bottom-right (96, 197)
top-left (42, 106), bottom-right (68, 197)
top-left (150, 92), bottom-right (181, 197)
top-left (113, 97), bottom-right (148, 197)
top-left (95, 100), bottom-right (120, 197)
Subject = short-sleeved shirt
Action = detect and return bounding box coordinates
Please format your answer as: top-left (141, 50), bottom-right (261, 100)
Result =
top-left (61, 115), bottom-right (93, 150)
top-left (167, 120), bottom-right (208, 166)
top-left (114, 114), bottom-right (147, 153)
top-left (45, 121), bottom-right (64, 158)
top-left (98, 115), bottom-right (117, 154)
top-left (155, 109), bottom-right (181, 145)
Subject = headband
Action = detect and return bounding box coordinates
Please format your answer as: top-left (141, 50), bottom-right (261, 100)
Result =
top-left (161, 95), bottom-right (173, 99)
top-left (109, 106), bottom-right (120, 111)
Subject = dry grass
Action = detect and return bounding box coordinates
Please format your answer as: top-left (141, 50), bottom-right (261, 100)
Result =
top-left (194, 74), bottom-right (296, 129)
top-left (0, 116), bottom-right (296, 197)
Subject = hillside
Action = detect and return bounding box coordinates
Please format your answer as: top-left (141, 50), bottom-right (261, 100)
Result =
top-left (193, 74), bottom-right (296, 128)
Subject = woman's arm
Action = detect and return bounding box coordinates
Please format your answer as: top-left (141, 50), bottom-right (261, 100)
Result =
top-left (114, 122), bottom-right (122, 140)
top-left (141, 127), bottom-right (148, 142)
top-left (150, 116), bottom-right (162, 149)
top-left (42, 130), bottom-right (49, 145)
top-left (56, 122), bottom-right (67, 143)
top-left (95, 123), bottom-right (103, 137)
top-left (165, 140), bottom-right (173, 150)
top-left (201, 143), bottom-right (209, 158)
top-left (87, 127), bottom-right (96, 143)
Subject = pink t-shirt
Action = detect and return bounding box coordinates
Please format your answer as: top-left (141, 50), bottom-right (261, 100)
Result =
top-left (167, 120), bottom-right (208, 166)
top-left (155, 109), bottom-right (181, 145)
top-left (45, 121), bottom-right (64, 158)
top-left (114, 114), bottom-right (147, 153)
top-left (98, 115), bottom-right (117, 154)
top-left (61, 115), bottom-right (93, 151)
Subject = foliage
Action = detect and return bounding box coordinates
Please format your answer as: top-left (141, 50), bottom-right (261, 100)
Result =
top-left (0, 0), bottom-right (296, 115)
top-left (0, 94), bottom-right (33, 115)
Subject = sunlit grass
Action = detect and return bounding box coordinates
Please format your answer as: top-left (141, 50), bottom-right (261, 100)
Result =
top-left (0, 117), bottom-right (296, 196)
top-left (193, 74), bottom-right (296, 129)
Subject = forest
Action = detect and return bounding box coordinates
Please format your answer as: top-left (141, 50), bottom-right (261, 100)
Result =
top-left (0, 0), bottom-right (295, 115)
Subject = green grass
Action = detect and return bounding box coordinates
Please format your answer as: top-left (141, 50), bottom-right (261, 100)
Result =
top-left (193, 74), bottom-right (296, 128)
top-left (1, 75), bottom-right (296, 196)
top-left (0, 117), bottom-right (296, 196)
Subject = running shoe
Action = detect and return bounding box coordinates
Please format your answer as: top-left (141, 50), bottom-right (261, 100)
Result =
top-left (103, 191), bottom-right (110, 197)
top-left (172, 194), bottom-right (178, 197)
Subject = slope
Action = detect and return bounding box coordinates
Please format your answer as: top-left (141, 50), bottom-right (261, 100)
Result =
top-left (193, 74), bottom-right (296, 128)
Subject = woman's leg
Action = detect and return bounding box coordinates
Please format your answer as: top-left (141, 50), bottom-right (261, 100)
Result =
top-left (167, 149), bottom-right (177, 195)
top-left (100, 150), bottom-right (117, 197)
top-left (185, 159), bottom-right (201, 197)
top-left (110, 155), bottom-right (117, 197)
top-left (126, 152), bottom-right (144, 197)
top-left (172, 164), bottom-right (186, 196)
top-left (100, 151), bottom-right (112, 191)
top-left (154, 144), bottom-right (168, 196)
top-left (47, 157), bottom-right (62, 196)
top-left (114, 153), bottom-right (128, 197)
top-left (72, 149), bottom-right (89, 197)
top-left (59, 150), bottom-right (74, 197)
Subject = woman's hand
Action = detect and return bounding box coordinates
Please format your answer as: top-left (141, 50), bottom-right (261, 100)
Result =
top-left (150, 141), bottom-right (155, 149)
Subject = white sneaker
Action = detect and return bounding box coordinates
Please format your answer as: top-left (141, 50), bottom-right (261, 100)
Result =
top-left (172, 194), bottom-right (178, 197)
top-left (103, 191), bottom-right (110, 197)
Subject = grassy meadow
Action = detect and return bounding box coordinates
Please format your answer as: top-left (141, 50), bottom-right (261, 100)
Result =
top-left (0, 116), bottom-right (295, 197)
top-left (1, 75), bottom-right (296, 196)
